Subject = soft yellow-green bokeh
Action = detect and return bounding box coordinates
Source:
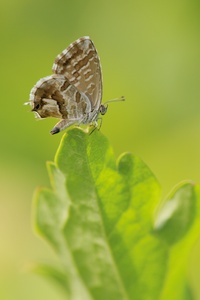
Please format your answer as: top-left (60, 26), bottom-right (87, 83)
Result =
top-left (1, 0), bottom-right (200, 298)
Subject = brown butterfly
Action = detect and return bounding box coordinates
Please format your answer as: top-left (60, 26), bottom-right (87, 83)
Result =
top-left (26, 36), bottom-right (124, 134)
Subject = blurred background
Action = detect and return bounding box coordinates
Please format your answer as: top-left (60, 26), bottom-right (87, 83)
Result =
top-left (1, 0), bottom-right (200, 299)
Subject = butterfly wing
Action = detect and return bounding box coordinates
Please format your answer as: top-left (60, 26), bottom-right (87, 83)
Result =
top-left (52, 36), bottom-right (102, 111)
top-left (30, 74), bottom-right (92, 121)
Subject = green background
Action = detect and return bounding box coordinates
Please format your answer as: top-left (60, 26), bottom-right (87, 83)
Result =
top-left (1, 0), bottom-right (200, 299)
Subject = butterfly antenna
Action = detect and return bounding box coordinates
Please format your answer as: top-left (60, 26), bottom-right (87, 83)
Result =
top-left (103, 96), bottom-right (125, 106)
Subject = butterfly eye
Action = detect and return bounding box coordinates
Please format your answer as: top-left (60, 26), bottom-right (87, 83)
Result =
top-left (99, 104), bottom-right (107, 115)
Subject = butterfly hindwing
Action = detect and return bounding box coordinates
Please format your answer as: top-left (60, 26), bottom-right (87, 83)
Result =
top-left (30, 74), bottom-right (91, 120)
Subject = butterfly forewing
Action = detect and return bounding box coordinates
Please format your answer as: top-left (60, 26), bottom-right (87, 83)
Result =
top-left (52, 36), bottom-right (102, 111)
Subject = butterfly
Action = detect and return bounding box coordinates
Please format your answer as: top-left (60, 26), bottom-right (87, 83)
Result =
top-left (26, 36), bottom-right (124, 134)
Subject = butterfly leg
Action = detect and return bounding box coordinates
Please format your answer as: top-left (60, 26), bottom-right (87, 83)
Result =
top-left (50, 119), bottom-right (76, 135)
top-left (89, 119), bottom-right (102, 135)
top-left (97, 117), bottom-right (103, 130)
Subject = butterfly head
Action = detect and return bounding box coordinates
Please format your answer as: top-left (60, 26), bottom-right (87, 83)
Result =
top-left (99, 104), bottom-right (108, 115)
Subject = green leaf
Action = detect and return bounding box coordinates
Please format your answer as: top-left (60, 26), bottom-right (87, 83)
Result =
top-left (31, 263), bottom-right (71, 294)
top-left (154, 182), bottom-right (200, 300)
top-left (154, 182), bottom-right (196, 245)
top-left (34, 128), bottom-right (200, 300)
